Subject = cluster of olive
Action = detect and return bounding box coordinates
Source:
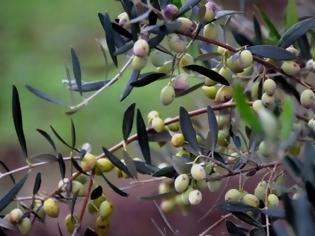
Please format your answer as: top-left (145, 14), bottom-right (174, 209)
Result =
top-left (4, 208), bottom-right (32, 235)
top-left (224, 180), bottom-right (280, 209)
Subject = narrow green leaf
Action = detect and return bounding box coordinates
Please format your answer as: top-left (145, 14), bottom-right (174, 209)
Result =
top-left (122, 103), bottom-right (136, 142)
top-left (91, 186), bottom-right (103, 200)
top-left (0, 175), bottom-right (28, 212)
top-left (101, 174), bottom-right (128, 197)
top-left (233, 84), bottom-right (261, 132)
top-left (70, 48), bottom-right (82, 95)
top-left (12, 85), bottom-right (28, 157)
top-left (136, 110), bottom-right (151, 165)
top-left (33, 172), bottom-right (41, 195)
top-left (0, 161), bottom-right (15, 184)
top-left (102, 147), bottom-right (132, 177)
top-left (285, 0), bottom-right (298, 30)
top-left (280, 97), bottom-right (294, 140)
top-left (57, 153), bottom-right (66, 179)
top-left (26, 85), bottom-right (64, 106)
top-left (36, 129), bottom-right (56, 152)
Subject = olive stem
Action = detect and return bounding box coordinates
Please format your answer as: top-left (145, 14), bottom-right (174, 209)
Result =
top-left (199, 213), bottom-right (232, 236)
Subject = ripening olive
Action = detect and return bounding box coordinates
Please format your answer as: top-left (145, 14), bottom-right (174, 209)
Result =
top-left (174, 174), bottom-right (190, 193)
top-left (133, 39), bottom-right (149, 57)
top-left (171, 133), bottom-right (185, 147)
top-left (160, 84), bottom-right (175, 105)
top-left (163, 4), bottom-right (178, 19)
top-left (242, 193), bottom-right (259, 208)
top-left (117, 12), bottom-right (129, 27)
top-left (177, 17), bottom-right (195, 34)
top-left (215, 86), bottom-right (233, 103)
top-left (225, 189), bottom-right (242, 202)
top-left (99, 200), bottom-right (113, 219)
top-left (281, 61), bottom-right (300, 75)
top-left (300, 89), bottom-right (315, 108)
top-left (173, 74), bottom-right (189, 92)
top-left (95, 158), bottom-right (114, 174)
top-left (203, 1), bottom-right (216, 21)
top-left (267, 194), bottom-right (280, 208)
top-left (254, 180), bottom-right (267, 201)
top-left (239, 50), bottom-right (253, 68)
top-left (64, 214), bottom-right (77, 233)
top-left (131, 56), bottom-right (147, 70)
top-left (263, 79), bottom-right (276, 96)
top-left (80, 153), bottom-right (97, 172)
top-left (9, 208), bottom-right (23, 224)
top-left (203, 23), bottom-right (218, 39)
top-left (18, 217), bottom-right (31, 235)
top-left (191, 164), bottom-right (206, 181)
top-left (95, 216), bottom-right (110, 236)
top-left (160, 199), bottom-right (176, 213)
top-left (43, 198), bottom-right (60, 218)
top-left (168, 34), bottom-right (187, 53)
top-left (179, 53), bottom-right (194, 68)
top-left (202, 85), bottom-right (218, 99)
top-left (151, 117), bottom-right (165, 133)
top-left (188, 190), bottom-right (203, 205)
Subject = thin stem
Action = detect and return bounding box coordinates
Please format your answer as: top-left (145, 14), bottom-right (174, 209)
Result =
top-left (69, 56), bottom-right (133, 111)
top-left (79, 175), bottom-right (94, 222)
top-left (199, 213), bottom-right (232, 236)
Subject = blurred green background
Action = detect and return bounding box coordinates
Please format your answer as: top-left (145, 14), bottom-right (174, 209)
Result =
top-left (0, 0), bottom-right (197, 154)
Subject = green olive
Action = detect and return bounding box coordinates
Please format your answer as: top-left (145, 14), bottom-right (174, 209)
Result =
top-left (252, 100), bottom-right (264, 113)
top-left (174, 174), bottom-right (190, 193)
top-left (177, 17), bottom-right (195, 34)
top-left (95, 158), bottom-right (114, 174)
top-left (160, 84), bottom-right (175, 106)
top-left (203, 23), bottom-right (218, 39)
top-left (179, 53), bottom-right (194, 68)
top-left (164, 118), bottom-right (179, 132)
top-left (95, 216), bottom-right (110, 236)
top-left (168, 34), bottom-right (186, 53)
top-left (99, 200), bottom-right (113, 219)
top-left (215, 86), bottom-right (233, 103)
top-left (242, 193), bottom-right (259, 208)
top-left (9, 208), bottom-right (23, 224)
top-left (71, 180), bottom-right (86, 196)
top-left (80, 153), bottom-right (97, 172)
top-left (226, 55), bottom-right (243, 73)
top-left (202, 85), bottom-right (218, 99)
top-left (171, 133), bottom-right (185, 147)
top-left (261, 93), bottom-right (275, 108)
top-left (225, 189), bottom-right (242, 202)
top-left (33, 200), bottom-right (46, 220)
top-left (203, 2), bottom-right (216, 21)
top-left (300, 89), bottom-right (315, 108)
top-left (207, 174), bottom-right (222, 192)
top-left (64, 214), bottom-right (77, 233)
top-left (188, 190), bottom-right (203, 205)
top-left (160, 199), bottom-right (176, 213)
top-left (216, 114), bottom-right (230, 129)
top-left (191, 164), bottom-right (206, 181)
top-left (239, 50), bottom-right (253, 68)
top-left (254, 180), bottom-right (267, 201)
top-left (159, 182), bottom-right (172, 194)
top-left (147, 110), bottom-right (160, 124)
top-left (18, 217), bottom-right (32, 235)
top-left (263, 79), bottom-right (277, 96)
top-left (267, 194), bottom-right (279, 208)
top-left (218, 67), bottom-right (233, 81)
top-left (43, 198), bottom-right (60, 218)
top-left (150, 50), bottom-right (172, 67)
top-left (131, 56), bottom-right (147, 70)
top-left (151, 117), bottom-right (165, 133)
top-left (217, 129), bottom-right (229, 147)
top-left (281, 61), bottom-right (300, 75)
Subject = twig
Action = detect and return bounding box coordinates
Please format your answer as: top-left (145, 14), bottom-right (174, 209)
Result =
top-left (199, 213), bottom-right (232, 236)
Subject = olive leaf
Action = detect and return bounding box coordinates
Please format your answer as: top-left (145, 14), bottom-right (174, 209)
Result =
top-left (102, 147), bottom-right (131, 177)
top-left (136, 110), bottom-right (152, 165)
top-left (131, 73), bottom-right (167, 87)
top-left (70, 48), bottom-right (82, 95)
top-left (91, 186), bottom-right (103, 200)
top-left (122, 103), bottom-right (136, 142)
top-left (57, 153), bottom-right (66, 180)
top-left (36, 129), bottom-right (57, 152)
top-left (248, 45), bottom-right (296, 60)
top-left (33, 172), bottom-right (42, 195)
top-left (26, 85), bottom-right (64, 106)
top-left (101, 174), bottom-right (128, 197)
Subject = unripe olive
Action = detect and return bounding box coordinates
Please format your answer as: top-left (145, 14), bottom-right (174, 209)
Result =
top-left (216, 114), bottom-right (230, 129)
top-left (226, 55), bottom-right (243, 73)
top-left (165, 118), bottom-right (179, 132)
top-left (157, 61), bottom-right (173, 74)
top-left (180, 187), bottom-right (193, 205)
top-left (195, 179), bottom-right (207, 190)
top-left (202, 85), bottom-right (218, 99)
top-left (43, 198), bottom-right (59, 218)
top-left (88, 201), bottom-right (98, 214)
top-left (95, 158), bottom-right (114, 174)
top-left (163, 4), bottom-right (178, 19)
top-left (99, 200), bottom-right (113, 219)
top-left (225, 189), bottom-right (242, 202)
top-left (71, 180), bottom-right (85, 196)
top-left (204, 77), bottom-right (217, 86)
top-left (171, 133), bottom-right (185, 147)
top-left (117, 12), bottom-right (129, 27)
top-left (160, 199), bottom-right (176, 213)
top-left (250, 81), bottom-right (260, 100)
top-left (219, 67), bottom-right (233, 81)
top-left (258, 141), bottom-right (270, 157)
top-left (217, 46), bottom-right (228, 55)
top-left (131, 56), bottom-right (147, 70)
top-left (9, 208), bottom-right (23, 224)
top-left (263, 79), bottom-right (276, 96)
top-left (191, 164), bottom-right (206, 181)
top-left (254, 180), bottom-right (267, 201)
top-left (159, 182), bottom-right (172, 194)
top-left (281, 61), bottom-right (300, 75)
top-left (179, 53), bottom-right (194, 68)
top-left (300, 89), bottom-right (315, 109)
top-left (267, 194), bottom-right (279, 208)
top-left (150, 50), bottom-right (172, 67)
top-left (93, 195), bottom-right (107, 208)
top-left (175, 150), bottom-right (190, 157)
top-left (174, 174), bottom-right (190, 193)
top-left (64, 214), bottom-right (77, 234)
top-left (168, 34), bottom-right (186, 53)
top-left (80, 153), bottom-right (97, 172)
top-left (204, 162), bottom-right (214, 174)
top-left (252, 100), bottom-right (264, 113)
top-left (239, 50), bottom-right (253, 68)
top-left (177, 17), bottom-right (195, 34)
top-left (133, 39), bottom-right (149, 57)
top-left (151, 117), bottom-right (165, 133)
top-left (95, 216), bottom-right (110, 236)
top-left (17, 217), bottom-right (31, 235)
top-left (286, 46), bottom-right (299, 56)
top-left (288, 144), bottom-right (301, 156)
top-left (215, 86), bottom-right (233, 103)
top-left (261, 93), bottom-right (275, 108)
top-left (147, 110), bottom-right (160, 123)
top-left (203, 23), bottom-right (218, 39)
top-left (33, 200), bottom-right (45, 220)
top-left (160, 84), bottom-right (175, 106)
top-left (203, 1), bottom-right (216, 22)
top-left (242, 193), bottom-right (259, 208)
top-left (257, 108), bottom-right (278, 139)
top-left (207, 176), bottom-right (222, 192)
top-left (217, 129), bottom-right (229, 147)
top-left (188, 190), bottom-right (202, 205)
top-left (238, 66), bottom-right (253, 76)
top-left (73, 173), bottom-right (87, 184)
